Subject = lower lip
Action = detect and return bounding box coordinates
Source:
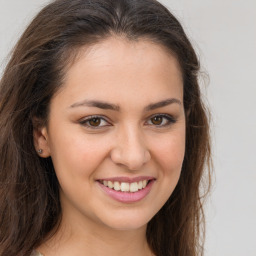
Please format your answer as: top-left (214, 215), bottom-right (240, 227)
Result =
top-left (98, 180), bottom-right (155, 203)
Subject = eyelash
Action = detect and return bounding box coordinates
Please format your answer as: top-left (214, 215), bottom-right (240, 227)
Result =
top-left (79, 115), bottom-right (110, 129)
top-left (79, 114), bottom-right (176, 129)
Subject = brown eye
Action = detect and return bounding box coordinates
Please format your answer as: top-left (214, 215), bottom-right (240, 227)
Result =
top-left (146, 114), bottom-right (176, 127)
top-left (151, 116), bottom-right (163, 125)
top-left (79, 116), bottom-right (110, 129)
top-left (88, 118), bottom-right (101, 126)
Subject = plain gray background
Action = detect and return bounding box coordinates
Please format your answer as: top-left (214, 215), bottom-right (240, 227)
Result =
top-left (1, 1), bottom-right (256, 255)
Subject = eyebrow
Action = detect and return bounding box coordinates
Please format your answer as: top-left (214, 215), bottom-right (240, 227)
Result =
top-left (69, 98), bottom-right (182, 111)
top-left (144, 98), bottom-right (181, 111)
top-left (70, 100), bottom-right (120, 111)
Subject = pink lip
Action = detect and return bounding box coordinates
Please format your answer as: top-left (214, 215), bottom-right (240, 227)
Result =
top-left (97, 179), bottom-right (155, 203)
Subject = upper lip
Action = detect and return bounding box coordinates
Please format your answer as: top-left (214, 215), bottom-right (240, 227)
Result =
top-left (97, 176), bottom-right (155, 183)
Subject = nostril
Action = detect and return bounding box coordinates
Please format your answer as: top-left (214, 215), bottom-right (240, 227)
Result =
top-left (110, 146), bottom-right (150, 170)
top-left (110, 137), bottom-right (151, 165)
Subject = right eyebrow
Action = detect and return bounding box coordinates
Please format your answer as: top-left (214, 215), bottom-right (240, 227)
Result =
top-left (69, 100), bottom-right (120, 111)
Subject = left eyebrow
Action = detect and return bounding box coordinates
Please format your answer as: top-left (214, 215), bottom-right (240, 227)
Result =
top-left (69, 98), bottom-right (182, 111)
top-left (144, 98), bottom-right (182, 111)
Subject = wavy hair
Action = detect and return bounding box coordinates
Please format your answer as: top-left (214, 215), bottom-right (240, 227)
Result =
top-left (0, 0), bottom-right (211, 255)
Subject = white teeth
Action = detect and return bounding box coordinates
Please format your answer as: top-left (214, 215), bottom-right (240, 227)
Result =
top-left (108, 181), bottom-right (114, 189)
top-left (102, 179), bottom-right (150, 192)
top-left (114, 181), bottom-right (120, 191)
top-left (120, 182), bottom-right (130, 192)
top-left (130, 182), bottom-right (139, 192)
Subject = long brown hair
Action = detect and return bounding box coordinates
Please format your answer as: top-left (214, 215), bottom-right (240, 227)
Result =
top-left (0, 0), bottom-right (211, 255)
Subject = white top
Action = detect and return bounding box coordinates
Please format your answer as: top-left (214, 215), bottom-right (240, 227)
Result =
top-left (30, 251), bottom-right (44, 256)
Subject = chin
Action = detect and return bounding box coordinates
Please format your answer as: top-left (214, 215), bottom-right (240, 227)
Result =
top-left (97, 209), bottom-right (155, 231)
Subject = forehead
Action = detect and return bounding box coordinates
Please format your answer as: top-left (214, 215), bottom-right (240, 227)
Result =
top-left (54, 37), bottom-right (183, 108)
top-left (73, 37), bottom-right (181, 76)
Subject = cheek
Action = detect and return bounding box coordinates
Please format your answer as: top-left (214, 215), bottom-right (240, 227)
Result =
top-left (143, 129), bottom-right (185, 215)
top-left (150, 127), bottom-right (185, 200)
top-left (152, 129), bottom-right (186, 174)
top-left (48, 130), bottom-right (111, 181)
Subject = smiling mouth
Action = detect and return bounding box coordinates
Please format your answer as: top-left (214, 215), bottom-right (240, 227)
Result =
top-left (98, 179), bottom-right (152, 193)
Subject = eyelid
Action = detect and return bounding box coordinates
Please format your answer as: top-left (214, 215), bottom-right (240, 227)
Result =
top-left (145, 113), bottom-right (176, 127)
top-left (79, 115), bottom-right (111, 128)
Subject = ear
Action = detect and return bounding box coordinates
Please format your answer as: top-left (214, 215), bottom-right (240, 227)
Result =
top-left (33, 119), bottom-right (51, 158)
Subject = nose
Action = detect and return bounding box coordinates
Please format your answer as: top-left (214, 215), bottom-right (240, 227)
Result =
top-left (110, 126), bottom-right (151, 171)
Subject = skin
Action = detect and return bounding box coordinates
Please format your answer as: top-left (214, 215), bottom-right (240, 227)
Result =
top-left (34, 37), bottom-right (186, 256)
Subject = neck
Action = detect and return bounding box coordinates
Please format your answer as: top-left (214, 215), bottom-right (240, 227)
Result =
top-left (37, 212), bottom-right (153, 256)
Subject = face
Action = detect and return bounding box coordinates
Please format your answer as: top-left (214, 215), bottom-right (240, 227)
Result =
top-left (35, 37), bottom-right (185, 232)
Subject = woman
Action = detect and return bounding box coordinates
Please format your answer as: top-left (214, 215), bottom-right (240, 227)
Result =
top-left (0, 0), bottom-right (211, 255)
